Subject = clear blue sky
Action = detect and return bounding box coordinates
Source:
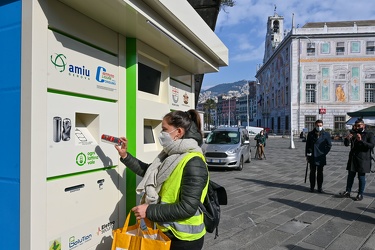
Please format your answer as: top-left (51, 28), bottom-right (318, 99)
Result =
top-left (202, 0), bottom-right (375, 90)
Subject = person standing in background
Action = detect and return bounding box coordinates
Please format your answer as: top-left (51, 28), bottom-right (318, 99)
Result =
top-left (305, 120), bottom-right (332, 193)
top-left (339, 118), bottom-right (375, 201)
top-left (255, 130), bottom-right (267, 160)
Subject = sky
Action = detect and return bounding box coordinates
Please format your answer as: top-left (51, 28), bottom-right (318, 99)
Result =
top-left (201, 0), bottom-right (375, 90)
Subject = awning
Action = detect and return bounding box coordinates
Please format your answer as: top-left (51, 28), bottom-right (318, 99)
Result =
top-left (347, 106), bottom-right (375, 117)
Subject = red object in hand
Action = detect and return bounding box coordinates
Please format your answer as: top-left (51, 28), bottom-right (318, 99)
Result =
top-left (101, 134), bottom-right (122, 146)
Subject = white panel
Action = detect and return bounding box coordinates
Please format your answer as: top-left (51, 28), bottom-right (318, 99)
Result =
top-left (47, 93), bottom-right (119, 178)
top-left (47, 30), bottom-right (119, 100)
top-left (48, 0), bottom-right (118, 54)
top-left (47, 170), bottom-right (120, 250)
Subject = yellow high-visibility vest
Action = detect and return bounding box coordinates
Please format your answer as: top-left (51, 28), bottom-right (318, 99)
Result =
top-left (157, 152), bottom-right (208, 241)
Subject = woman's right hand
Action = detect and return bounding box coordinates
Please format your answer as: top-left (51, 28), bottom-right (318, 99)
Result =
top-left (115, 137), bottom-right (128, 159)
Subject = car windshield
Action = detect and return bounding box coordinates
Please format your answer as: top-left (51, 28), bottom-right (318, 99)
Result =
top-left (206, 131), bottom-right (240, 144)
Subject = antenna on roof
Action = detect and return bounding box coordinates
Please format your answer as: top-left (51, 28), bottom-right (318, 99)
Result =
top-left (274, 4), bottom-right (277, 15)
top-left (292, 13), bottom-right (295, 29)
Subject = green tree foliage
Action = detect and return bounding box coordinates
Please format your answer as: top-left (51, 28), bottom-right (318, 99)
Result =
top-left (220, 0), bottom-right (235, 14)
top-left (203, 99), bottom-right (217, 129)
top-left (221, 0), bottom-right (235, 7)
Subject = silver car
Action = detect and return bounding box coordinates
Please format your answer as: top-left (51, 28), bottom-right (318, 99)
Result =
top-left (201, 127), bottom-right (251, 170)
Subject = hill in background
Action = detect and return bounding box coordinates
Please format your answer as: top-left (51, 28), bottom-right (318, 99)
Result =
top-left (198, 79), bottom-right (249, 103)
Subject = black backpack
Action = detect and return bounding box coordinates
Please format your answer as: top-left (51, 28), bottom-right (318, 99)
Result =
top-left (199, 180), bottom-right (227, 239)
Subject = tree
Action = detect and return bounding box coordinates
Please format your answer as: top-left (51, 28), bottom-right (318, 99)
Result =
top-left (221, 0), bottom-right (235, 7)
top-left (203, 99), bottom-right (217, 130)
top-left (221, 0), bottom-right (235, 12)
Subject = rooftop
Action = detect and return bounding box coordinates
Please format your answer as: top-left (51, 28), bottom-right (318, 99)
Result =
top-left (303, 20), bottom-right (375, 28)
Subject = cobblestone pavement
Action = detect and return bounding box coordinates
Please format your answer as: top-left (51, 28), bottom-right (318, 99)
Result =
top-left (203, 137), bottom-right (375, 250)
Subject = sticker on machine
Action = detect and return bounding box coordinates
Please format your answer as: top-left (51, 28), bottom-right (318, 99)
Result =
top-left (75, 127), bottom-right (96, 146)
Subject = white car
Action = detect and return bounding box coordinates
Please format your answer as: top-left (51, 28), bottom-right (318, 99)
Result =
top-left (201, 127), bottom-right (251, 171)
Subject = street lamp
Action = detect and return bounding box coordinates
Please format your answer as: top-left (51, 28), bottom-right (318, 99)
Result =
top-left (242, 82), bottom-right (250, 127)
top-left (223, 95), bottom-right (231, 126)
top-left (228, 97), bottom-right (231, 126)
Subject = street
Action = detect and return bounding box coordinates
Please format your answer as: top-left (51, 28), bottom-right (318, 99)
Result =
top-left (203, 137), bottom-right (375, 250)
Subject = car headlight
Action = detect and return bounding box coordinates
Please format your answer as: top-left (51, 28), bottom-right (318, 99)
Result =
top-left (227, 148), bottom-right (237, 154)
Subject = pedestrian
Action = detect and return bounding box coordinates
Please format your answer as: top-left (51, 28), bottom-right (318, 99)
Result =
top-left (255, 130), bottom-right (267, 159)
top-left (115, 109), bottom-right (208, 250)
top-left (339, 118), bottom-right (375, 201)
top-left (305, 119), bottom-right (332, 193)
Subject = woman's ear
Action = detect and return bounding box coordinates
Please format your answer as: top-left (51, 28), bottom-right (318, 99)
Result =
top-left (177, 127), bottom-right (185, 139)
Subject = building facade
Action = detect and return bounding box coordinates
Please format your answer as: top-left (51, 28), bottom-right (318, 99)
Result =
top-left (198, 80), bottom-right (258, 128)
top-left (256, 12), bottom-right (375, 135)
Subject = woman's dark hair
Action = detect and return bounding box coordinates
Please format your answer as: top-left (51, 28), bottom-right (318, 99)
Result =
top-left (355, 118), bottom-right (364, 124)
top-left (164, 109), bottom-right (202, 133)
top-left (163, 109), bottom-right (203, 145)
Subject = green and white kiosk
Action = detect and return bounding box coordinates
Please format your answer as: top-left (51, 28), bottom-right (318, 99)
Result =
top-left (0, 0), bottom-right (228, 249)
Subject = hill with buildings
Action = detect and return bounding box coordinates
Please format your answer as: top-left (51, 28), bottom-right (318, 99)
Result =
top-left (198, 79), bottom-right (251, 104)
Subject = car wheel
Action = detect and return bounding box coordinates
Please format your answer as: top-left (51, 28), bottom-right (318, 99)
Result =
top-left (237, 156), bottom-right (244, 171)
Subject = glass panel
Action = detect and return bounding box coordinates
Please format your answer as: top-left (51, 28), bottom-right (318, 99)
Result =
top-left (322, 68), bottom-right (329, 77)
top-left (144, 125), bottom-right (155, 144)
top-left (305, 115), bottom-right (316, 131)
top-left (321, 43), bottom-right (330, 54)
top-left (352, 67), bottom-right (359, 77)
top-left (366, 41), bottom-right (375, 54)
top-left (351, 41), bottom-right (360, 53)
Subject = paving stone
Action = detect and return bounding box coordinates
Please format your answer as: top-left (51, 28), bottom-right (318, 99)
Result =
top-left (203, 138), bottom-right (375, 250)
top-left (292, 242), bottom-right (324, 250)
top-left (326, 233), bottom-right (364, 250)
top-left (345, 219), bottom-right (375, 238)
top-left (266, 214), bottom-right (294, 225)
top-left (360, 232), bottom-right (375, 250)
top-left (243, 230), bottom-right (292, 250)
top-left (294, 210), bottom-right (324, 224)
top-left (303, 220), bottom-right (348, 248)
top-left (276, 219), bottom-right (310, 234)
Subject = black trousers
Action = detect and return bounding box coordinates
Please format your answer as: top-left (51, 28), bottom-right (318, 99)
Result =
top-left (170, 236), bottom-right (204, 250)
top-left (310, 163), bottom-right (323, 190)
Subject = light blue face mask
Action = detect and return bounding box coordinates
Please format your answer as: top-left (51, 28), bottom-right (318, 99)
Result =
top-left (316, 126), bottom-right (323, 132)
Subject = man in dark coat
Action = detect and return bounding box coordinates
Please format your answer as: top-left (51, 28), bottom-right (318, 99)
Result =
top-left (340, 118), bottom-right (375, 201)
top-left (305, 120), bottom-right (332, 193)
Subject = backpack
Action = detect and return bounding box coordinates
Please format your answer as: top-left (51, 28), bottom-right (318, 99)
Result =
top-left (199, 180), bottom-right (227, 239)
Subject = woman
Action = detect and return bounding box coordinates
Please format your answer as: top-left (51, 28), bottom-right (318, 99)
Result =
top-left (115, 109), bottom-right (209, 250)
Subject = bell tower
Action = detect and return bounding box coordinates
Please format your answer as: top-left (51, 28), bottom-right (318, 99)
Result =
top-left (263, 7), bottom-right (284, 62)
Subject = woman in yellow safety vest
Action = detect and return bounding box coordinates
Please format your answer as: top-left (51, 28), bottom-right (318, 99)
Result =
top-left (115, 109), bottom-right (209, 250)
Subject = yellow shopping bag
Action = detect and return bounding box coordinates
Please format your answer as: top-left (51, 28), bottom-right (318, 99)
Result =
top-left (111, 212), bottom-right (171, 250)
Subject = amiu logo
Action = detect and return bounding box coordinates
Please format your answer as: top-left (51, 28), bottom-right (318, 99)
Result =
top-left (69, 64), bottom-right (90, 77)
top-left (50, 53), bottom-right (67, 72)
top-left (50, 53), bottom-right (90, 78)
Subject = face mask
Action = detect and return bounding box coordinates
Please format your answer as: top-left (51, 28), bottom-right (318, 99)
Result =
top-left (316, 126), bottom-right (323, 132)
top-left (158, 128), bottom-right (177, 147)
top-left (355, 127), bottom-right (364, 133)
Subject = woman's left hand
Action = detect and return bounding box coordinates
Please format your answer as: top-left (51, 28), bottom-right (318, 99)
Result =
top-left (131, 204), bottom-right (149, 220)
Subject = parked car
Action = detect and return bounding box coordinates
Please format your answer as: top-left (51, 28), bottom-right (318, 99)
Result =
top-left (201, 127), bottom-right (251, 170)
